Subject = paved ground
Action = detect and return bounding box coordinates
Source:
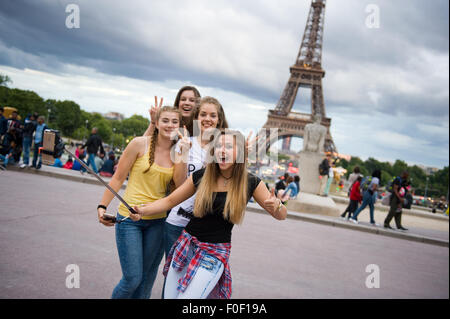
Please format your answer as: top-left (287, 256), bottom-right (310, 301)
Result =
top-left (0, 170), bottom-right (448, 298)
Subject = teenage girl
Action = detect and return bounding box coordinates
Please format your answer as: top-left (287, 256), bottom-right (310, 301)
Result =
top-left (130, 129), bottom-right (287, 299)
top-left (97, 106), bottom-right (183, 299)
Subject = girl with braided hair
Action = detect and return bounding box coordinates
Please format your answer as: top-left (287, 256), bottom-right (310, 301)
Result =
top-left (97, 106), bottom-right (183, 299)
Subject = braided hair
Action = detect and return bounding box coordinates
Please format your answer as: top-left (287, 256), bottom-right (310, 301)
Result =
top-left (143, 106), bottom-right (181, 174)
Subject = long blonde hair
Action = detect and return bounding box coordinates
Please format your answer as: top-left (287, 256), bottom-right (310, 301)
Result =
top-left (144, 106), bottom-right (181, 173)
top-left (193, 129), bottom-right (248, 224)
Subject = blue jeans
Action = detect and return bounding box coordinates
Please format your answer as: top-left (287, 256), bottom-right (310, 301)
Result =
top-left (112, 215), bottom-right (165, 299)
top-left (86, 153), bottom-right (98, 173)
top-left (164, 222), bottom-right (185, 258)
top-left (324, 175), bottom-right (333, 195)
top-left (22, 136), bottom-right (32, 165)
top-left (161, 222), bottom-right (185, 298)
top-left (0, 153), bottom-right (15, 166)
top-left (164, 243), bottom-right (224, 299)
top-left (352, 191), bottom-right (376, 223)
top-left (32, 142), bottom-right (43, 168)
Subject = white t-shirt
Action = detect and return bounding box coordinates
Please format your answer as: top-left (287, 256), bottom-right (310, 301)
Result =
top-left (166, 137), bottom-right (206, 227)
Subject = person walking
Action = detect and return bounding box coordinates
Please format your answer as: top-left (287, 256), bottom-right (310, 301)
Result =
top-left (350, 170), bottom-right (381, 226)
top-left (347, 166), bottom-right (361, 193)
top-left (83, 127), bottom-right (104, 174)
top-left (97, 106), bottom-right (184, 299)
top-left (130, 129), bottom-right (287, 299)
top-left (384, 171), bottom-right (409, 231)
top-left (341, 175), bottom-right (363, 220)
top-left (341, 166), bottom-right (362, 217)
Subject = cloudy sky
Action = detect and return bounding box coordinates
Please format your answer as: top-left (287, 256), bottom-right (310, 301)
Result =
top-left (0, 0), bottom-right (448, 168)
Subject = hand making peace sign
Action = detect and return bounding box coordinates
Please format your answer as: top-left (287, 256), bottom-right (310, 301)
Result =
top-left (177, 125), bottom-right (192, 154)
top-left (149, 96), bottom-right (164, 124)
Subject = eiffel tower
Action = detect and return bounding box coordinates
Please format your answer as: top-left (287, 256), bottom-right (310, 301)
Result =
top-left (262, 0), bottom-right (337, 153)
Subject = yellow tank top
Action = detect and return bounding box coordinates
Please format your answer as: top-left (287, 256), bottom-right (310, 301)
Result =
top-left (118, 148), bottom-right (174, 220)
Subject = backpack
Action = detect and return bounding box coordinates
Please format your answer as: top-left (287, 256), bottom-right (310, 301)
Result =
top-left (360, 176), bottom-right (373, 193)
top-left (318, 160), bottom-right (329, 176)
top-left (386, 176), bottom-right (399, 193)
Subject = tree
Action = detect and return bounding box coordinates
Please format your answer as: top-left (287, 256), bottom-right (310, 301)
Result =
top-left (53, 100), bottom-right (82, 136)
top-left (0, 87), bottom-right (46, 118)
top-left (0, 74), bottom-right (12, 87)
top-left (392, 160), bottom-right (408, 177)
top-left (121, 115), bottom-right (149, 137)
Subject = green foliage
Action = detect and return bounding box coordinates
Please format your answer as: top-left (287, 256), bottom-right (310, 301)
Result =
top-left (0, 87), bottom-right (46, 118)
top-left (120, 115), bottom-right (150, 137)
top-left (1, 73), bottom-right (448, 198)
top-left (0, 74), bottom-right (12, 86)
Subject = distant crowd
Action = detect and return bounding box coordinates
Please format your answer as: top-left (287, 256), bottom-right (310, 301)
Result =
top-left (0, 107), bottom-right (117, 176)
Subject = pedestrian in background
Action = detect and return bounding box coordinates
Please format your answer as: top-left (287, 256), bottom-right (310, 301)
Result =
top-left (32, 116), bottom-right (48, 170)
top-left (384, 171), bottom-right (409, 231)
top-left (275, 173), bottom-right (289, 197)
top-left (83, 127), bottom-right (104, 174)
top-left (341, 175), bottom-right (363, 220)
top-left (20, 113), bottom-right (36, 168)
top-left (351, 169), bottom-right (381, 226)
top-left (319, 153), bottom-right (331, 196)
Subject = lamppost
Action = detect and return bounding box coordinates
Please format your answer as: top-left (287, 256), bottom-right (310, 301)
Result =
top-left (84, 119), bottom-right (89, 141)
top-left (47, 108), bottom-right (51, 124)
top-left (112, 127), bottom-right (116, 152)
top-left (424, 176), bottom-right (429, 199)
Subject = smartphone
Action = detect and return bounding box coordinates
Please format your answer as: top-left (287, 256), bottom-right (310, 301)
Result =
top-left (102, 212), bottom-right (117, 223)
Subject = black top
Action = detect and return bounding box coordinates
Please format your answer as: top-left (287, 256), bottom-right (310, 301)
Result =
top-left (275, 180), bottom-right (286, 191)
top-left (185, 168), bottom-right (261, 243)
top-left (84, 134), bottom-right (104, 155)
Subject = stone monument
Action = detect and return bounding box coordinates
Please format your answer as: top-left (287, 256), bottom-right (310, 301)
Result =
top-left (298, 114), bottom-right (327, 194)
top-left (286, 114), bottom-right (339, 216)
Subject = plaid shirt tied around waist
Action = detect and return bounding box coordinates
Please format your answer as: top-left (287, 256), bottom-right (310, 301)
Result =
top-left (163, 230), bottom-right (232, 299)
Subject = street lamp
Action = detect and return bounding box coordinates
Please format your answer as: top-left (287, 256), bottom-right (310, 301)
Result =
top-left (47, 108), bottom-right (51, 124)
top-left (424, 176), bottom-right (429, 199)
top-left (112, 127), bottom-right (116, 151)
top-left (84, 119), bottom-right (89, 141)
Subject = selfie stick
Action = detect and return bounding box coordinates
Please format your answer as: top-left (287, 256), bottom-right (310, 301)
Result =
top-left (64, 147), bottom-right (138, 222)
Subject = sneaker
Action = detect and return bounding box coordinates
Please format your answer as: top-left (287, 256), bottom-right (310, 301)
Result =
top-left (20, 164), bottom-right (27, 169)
top-left (397, 226), bottom-right (408, 231)
top-left (0, 164), bottom-right (6, 171)
top-left (351, 218), bottom-right (359, 224)
top-left (384, 224), bottom-right (393, 230)
top-left (370, 222), bottom-right (379, 227)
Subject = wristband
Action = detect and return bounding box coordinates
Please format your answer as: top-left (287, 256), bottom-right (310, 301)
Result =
top-left (275, 199), bottom-right (283, 213)
top-left (97, 204), bottom-right (107, 210)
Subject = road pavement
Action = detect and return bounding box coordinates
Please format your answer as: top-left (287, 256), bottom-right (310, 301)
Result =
top-left (0, 170), bottom-right (448, 298)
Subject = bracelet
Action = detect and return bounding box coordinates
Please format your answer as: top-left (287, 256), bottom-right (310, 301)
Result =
top-left (97, 204), bottom-right (107, 210)
top-left (275, 199), bottom-right (283, 213)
